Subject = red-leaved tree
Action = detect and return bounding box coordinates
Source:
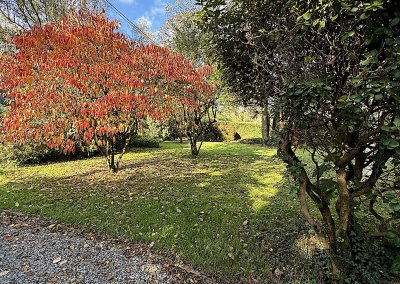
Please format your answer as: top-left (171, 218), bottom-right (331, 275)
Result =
top-left (167, 65), bottom-right (216, 157)
top-left (0, 11), bottom-right (213, 171)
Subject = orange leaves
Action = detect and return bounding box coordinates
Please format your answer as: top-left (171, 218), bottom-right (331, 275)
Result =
top-left (0, 11), bottom-right (214, 156)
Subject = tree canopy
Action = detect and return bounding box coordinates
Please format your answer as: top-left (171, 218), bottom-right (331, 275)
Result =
top-left (0, 11), bottom-right (214, 171)
top-left (199, 0), bottom-right (400, 280)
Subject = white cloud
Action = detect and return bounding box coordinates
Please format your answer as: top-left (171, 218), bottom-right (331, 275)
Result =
top-left (135, 16), bottom-right (153, 29)
top-left (150, 0), bottom-right (165, 16)
top-left (132, 0), bottom-right (166, 42)
top-left (151, 6), bottom-right (165, 16)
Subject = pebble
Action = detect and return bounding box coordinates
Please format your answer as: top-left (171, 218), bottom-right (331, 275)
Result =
top-left (0, 223), bottom-right (175, 283)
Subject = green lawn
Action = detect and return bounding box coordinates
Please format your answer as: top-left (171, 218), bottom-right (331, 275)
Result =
top-left (231, 122), bottom-right (262, 139)
top-left (0, 142), bottom-right (317, 283)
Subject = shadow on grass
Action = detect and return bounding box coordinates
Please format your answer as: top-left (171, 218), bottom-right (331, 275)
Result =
top-left (0, 142), bottom-right (321, 283)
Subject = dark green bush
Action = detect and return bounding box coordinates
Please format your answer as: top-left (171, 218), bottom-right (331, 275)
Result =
top-left (129, 136), bottom-right (161, 148)
top-left (0, 144), bottom-right (62, 165)
top-left (0, 143), bottom-right (98, 166)
top-left (344, 227), bottom-right (398, 284)
top-left (203, 123), bottom-right (224, 142)
top-left (163, 119), bottom-right (183, 141)
top-left (203, 123), bottom-right (244, 142)
top-left (217, 123), bottom-right (240, 142)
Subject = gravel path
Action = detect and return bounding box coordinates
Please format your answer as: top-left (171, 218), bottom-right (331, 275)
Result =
top-left (0, 212), bottom-right (210, 284)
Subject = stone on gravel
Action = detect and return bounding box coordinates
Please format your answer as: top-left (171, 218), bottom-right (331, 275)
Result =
top-left (0, 223), bottom-right (176, 283)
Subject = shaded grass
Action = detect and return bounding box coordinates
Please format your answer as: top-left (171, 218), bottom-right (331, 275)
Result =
top-left (0, 142), bottom-right (316, 283)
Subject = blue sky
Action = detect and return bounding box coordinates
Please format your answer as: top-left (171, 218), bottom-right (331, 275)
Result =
top-left (107, 0), bottom-right (176, 38)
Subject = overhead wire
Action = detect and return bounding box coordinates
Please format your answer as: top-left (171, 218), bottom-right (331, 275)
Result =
top-left (102, 0), bottom-right (156, 44)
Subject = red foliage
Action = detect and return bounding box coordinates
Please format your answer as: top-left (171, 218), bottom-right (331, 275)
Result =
top-left (0, 11), bottom-right (213, 160)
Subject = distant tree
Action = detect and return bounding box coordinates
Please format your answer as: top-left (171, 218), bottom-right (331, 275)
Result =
top-left (0, 0), bottom-right (100, 29)
top-left (0, 0), bottom-right (101, 53)
top-left (168, 66), bottom-right (216, 156)
top-left (132, 17), bottom-right (156, 44)
top-left (160, 0), bottom-right (204, 64)
top-left (199, 0), bottom-right (400, 280)
top-left (0, 11), bottom-right (212, 171)
top-left (160, 0), bottom-right (219, 156)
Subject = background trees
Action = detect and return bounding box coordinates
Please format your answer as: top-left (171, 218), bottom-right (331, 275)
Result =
top-left (199, 0), bottom-right (400, 280)
top-left (0, 1), bottom-right (101, 56)
top-left (169, 66), bottom-right (216, 157)
top-left (0, 0), bottom-right (100, 31)
top-left (158, 0), bottom-right (220, 155)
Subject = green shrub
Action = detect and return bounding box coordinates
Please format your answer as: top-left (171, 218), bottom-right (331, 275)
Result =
top-left (218, 123), bottom-right (238, 141)
top-left (0, 144), bottom-right (62, 165)
top-left (203, 123), bottom-right (224, 142)
top-left (140, 119), bottom-right (164, 139)
top-left (163, 119), bottom-right (182, 141)
top-left (344, 228), bottom-right (397, 284)
top-left (129, 136), bottom-right (161, 148)
top-left (0, 143), bottom-right (99, 166)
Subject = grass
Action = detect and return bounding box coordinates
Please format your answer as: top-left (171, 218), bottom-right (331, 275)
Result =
top-left (221, 122), bottom-right (262, 139)
top-left (235, 122), bottom-right (262, 139)
top-left (0, 142), bottom-right (318, 283)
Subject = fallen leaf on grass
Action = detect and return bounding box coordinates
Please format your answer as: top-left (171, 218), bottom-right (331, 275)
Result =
top-left (274, 267), bottom-right (284, 277)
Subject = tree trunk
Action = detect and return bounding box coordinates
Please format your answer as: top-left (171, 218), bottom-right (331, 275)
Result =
top-left (189, 136), bottom-right (199, 157)
top-left (108, 151), bottom-right (118, 173)
top-left (279, 136), bottom-right (352, 280)
top-left (328, 167), bottom-right (352, 280)
top-left (261, 102), bottom-right (270, 145)
top-left (190, 142), bottom-right (199, 157)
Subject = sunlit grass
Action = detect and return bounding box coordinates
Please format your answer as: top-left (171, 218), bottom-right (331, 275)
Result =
top-left (0, 142), bottom-right (314, 283)
top-left (226, 122), bottom-right (262, 139)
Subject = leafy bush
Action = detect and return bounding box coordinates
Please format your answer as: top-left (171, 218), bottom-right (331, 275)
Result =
top-left (203, 123), bottom-right (224, 142)
top-left (163, 119), bottom-right (182, 141)
top-left (140, 119), bottom-right (164, 139)
top-left (0, 144), bottom-right (60, 165)
top-left (344, 228), bottom-right (398, 284)
top-left (203, 123), bottom-right (241, 142)
top-left (129, 136), bottom-right (161, 148)
top-left (0, 143), bottom-right (98, 166)
top-left (218, 123), bottom-right (238, 141)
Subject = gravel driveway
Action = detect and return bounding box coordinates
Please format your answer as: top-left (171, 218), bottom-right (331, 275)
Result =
top-left (0, 212), bottom-right (209, 284)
